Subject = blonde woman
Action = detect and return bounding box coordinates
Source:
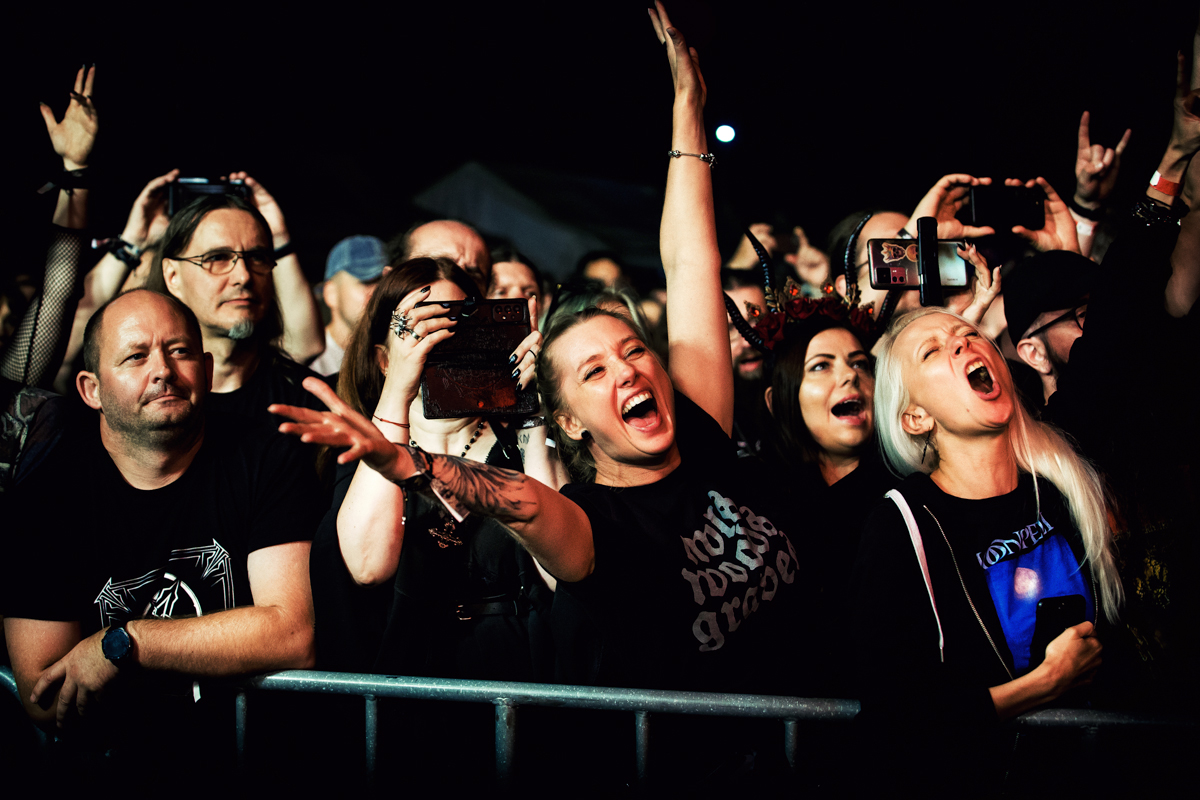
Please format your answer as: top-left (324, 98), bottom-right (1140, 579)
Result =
top-left (851, 307), bottom-right (1121, 792)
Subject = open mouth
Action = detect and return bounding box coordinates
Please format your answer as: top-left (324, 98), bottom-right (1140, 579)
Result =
top-left (621, 390), bottom-right (660, 431)
top-left (966, 359), bottom-right (994, 395)
top-left (831, 397), bottom-right (866, 421)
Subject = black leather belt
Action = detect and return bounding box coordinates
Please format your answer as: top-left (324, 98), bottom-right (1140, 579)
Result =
top-left (454, 597), bottom-right (529, 621)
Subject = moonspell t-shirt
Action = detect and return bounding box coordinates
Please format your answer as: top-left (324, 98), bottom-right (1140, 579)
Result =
top-left (558, 392), bottom-right (801, 693)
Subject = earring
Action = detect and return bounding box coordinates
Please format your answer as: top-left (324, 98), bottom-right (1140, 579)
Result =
top-left (921, 431), bottom-right (932, 463)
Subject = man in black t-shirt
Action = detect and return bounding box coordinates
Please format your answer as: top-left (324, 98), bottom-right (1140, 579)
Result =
top-left (1, 289), bottom-right (318, 750)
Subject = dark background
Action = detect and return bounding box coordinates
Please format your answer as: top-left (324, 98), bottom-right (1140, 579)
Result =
top-left (8, 0), bottom-right (1199, 283)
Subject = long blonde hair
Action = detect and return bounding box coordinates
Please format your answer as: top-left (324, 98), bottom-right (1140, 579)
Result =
top-left (874, 308), bottom-right (1122, 622)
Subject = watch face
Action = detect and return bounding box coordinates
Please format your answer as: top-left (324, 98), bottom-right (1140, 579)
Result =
top-left (102, 626), bottom-right (131, 662)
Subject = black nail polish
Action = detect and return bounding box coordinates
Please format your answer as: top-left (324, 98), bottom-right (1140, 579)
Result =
top-left (421, 286), bottom-right (431, 293)
top-left (447, 315), bottom-right (458, 321)
top-left (508, 354), bottom-right (518, 365)
top-left (512, 368), bottom-right (520, 379)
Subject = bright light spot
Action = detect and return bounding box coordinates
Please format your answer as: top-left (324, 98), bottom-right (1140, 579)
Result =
top-left (715, 125), bottom-right (735, 143)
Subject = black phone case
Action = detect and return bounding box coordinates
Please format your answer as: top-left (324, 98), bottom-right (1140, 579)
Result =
top-left (969, 185), bottom-right (1044, 231)
top-left (418, 298), bottom-right (539, 420)
top-left (1026, 593), bottom-right (1087, 672)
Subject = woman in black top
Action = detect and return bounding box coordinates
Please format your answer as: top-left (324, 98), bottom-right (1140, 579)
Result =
top-left (272, 4), bottom-right (802, 696)
top-left (306, 257), bottom-right (563, 679)
top-left (851, 306), bottom-right (1122, 790)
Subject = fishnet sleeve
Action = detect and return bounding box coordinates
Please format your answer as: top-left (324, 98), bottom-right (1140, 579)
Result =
top-left (1, 226), bottom-right (86, 388)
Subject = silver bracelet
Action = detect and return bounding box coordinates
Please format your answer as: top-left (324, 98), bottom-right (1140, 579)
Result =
top-left (668, 150), bottom-right (716, 168)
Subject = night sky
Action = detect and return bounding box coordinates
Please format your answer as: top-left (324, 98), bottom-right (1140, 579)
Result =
top-left (10, 0), bottom-right (1198, 283)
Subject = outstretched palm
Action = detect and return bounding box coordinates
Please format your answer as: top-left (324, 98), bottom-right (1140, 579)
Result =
top-left (40, 65), bottom-right (97, 170)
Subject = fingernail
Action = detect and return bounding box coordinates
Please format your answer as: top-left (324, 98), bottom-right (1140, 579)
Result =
top-left (508, 354), bottom-right (518, 364)
top-left (447, 315), bottom-right (458, 321)
top-left (512, 368), bottom-right (520, 378)
top-left (440, 302), bottom-right (453, 308)
top-left (421, 286), bottom-right (431, 293)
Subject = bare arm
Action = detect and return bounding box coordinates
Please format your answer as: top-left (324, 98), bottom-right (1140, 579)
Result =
top-left (989, 621), bottom-right (1102, 721)
top-left (20, 541), bottom-right (313, 728)
top-left (1167, 153), bottom-right (1200, 317)
top-left (228, 172), bottom-right (324, 363)
top-left (649, 2), bottom-right (732, 434)
top-left (54, 169), bottom-right (179, 392)
top-left (2, 66), bottom-right (95, 388)
top-left (272, 378), bottom-right (596, 582)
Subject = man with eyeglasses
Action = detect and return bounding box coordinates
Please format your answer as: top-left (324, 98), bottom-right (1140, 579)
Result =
top-left (145, 194), bottom-right (330, 424)
top-left (1004, 250), bottom-right (1093, 406)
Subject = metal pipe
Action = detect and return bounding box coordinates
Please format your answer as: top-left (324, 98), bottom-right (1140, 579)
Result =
top-left (365, 694), bottom-right (378, 784)
top-left (242, 671), bottom-right (860, 721)
top-left (235, 690), bottom-right (247, 770)
top-left (783, 718), bottom-right (798, 771)
top-left (495, 700), bottom-right (517, 788)
top-left (634, 711), bottom-right (651, 787)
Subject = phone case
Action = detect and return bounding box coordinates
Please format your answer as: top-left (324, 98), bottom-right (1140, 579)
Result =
top-left (418, 299), bottom-right (539, 419)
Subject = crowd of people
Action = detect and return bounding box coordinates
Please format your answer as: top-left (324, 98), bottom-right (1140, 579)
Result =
top-left (2, 3), bottom-right (1199, 794)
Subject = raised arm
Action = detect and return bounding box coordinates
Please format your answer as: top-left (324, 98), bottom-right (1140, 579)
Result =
top-left (1166, 150), bottom-right (1200, 317)
top-left (54, 168), bottom-right (179, 393)
top-left (227, 172), bottom-right (324, 363)
top-left (2, 66), bottom-right (96, 388)
top-left (271, 377), bottom-right (594, 583)
top-left (649, 2), bottom-right (732, 433)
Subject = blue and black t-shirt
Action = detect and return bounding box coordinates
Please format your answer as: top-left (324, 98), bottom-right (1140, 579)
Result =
top-left (911, 472), bottom-right (1096, 673)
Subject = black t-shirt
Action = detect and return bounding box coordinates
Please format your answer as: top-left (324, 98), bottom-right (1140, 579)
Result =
top-left (558, 391), bottom-right (801, 693)
top-left (205, 353), bottom-right (332, 426)
top-left (851, 472), bottom-right (1094, 789)
top-left (2, 412), bottom-right (324, 632)
top-left (310, 431), bottom-right (554, 681)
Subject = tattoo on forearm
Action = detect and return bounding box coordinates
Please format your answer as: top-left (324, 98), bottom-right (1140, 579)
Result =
top-left (427, 453), bottom-right (530, 522)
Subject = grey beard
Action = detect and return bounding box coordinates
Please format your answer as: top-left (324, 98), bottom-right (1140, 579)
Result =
top-left (227, 319), bottom-right (256, 340)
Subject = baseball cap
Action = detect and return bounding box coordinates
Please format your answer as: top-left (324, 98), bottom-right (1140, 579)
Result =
top-left (324, 235), bottom-right (387, 283)
top-left (1004, 250), bottom-right (1094, 348)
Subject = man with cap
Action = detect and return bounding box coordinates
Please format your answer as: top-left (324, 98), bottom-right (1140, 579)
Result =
top-left (1003, 250), bottom-right (1093, 406)
top-left (310, 235), bottom-right (386, 376)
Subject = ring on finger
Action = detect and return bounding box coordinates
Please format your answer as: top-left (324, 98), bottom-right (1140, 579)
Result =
top-left (390, 310), bottom-right (413, 340)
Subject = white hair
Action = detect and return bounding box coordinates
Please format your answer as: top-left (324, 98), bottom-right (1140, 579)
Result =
top-left (874, 308), bottom-right (1122, 622)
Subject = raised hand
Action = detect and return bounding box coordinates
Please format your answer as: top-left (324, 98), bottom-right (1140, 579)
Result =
top-left (648, 1), bottom-right (706, 105)
top-left (1011, 177), bottom-right (1081, 254)
top-left (1074, 111), bottom-right (1131, 208)
top-left (270, 378), bottom-right (403, 474)
top-left (905, 174), bottom-right (997, 240)
top-left (375, 286), bottom-right (458, 413)
top-left (40, 65), bottom-right (97, 170)
top-left (224, 171), bottom-right (289, 248)
top-left (120, 169), bottom-right (180, 250)
top-left (510, 296), bottom-right (542, 392)
top-left (727, 223), bottom-right (778, 268)
top-left (957, 244), bottom-right (1002, 326)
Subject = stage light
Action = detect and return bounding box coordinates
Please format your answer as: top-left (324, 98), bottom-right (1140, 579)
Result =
top-left (715, 125), bottom-right (735, 143)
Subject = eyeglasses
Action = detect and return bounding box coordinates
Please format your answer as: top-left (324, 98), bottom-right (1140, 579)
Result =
top-left (1026, 304), bottom-right (1087, 339)
top-left (166, 249), bottom-right (277, 275)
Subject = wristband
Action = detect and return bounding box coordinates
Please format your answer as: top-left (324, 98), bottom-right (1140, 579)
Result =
top-left (1149, 170), bottom-right (1182, 197)
top-left (273, 241), bottom-right (295, 259)
top-left (92, 237), bottom-right (143, 268)
top-left (1075, 218), bottom-right (1098, 238)
top-left (37, 168), bottom-right (89, 196)
top-left (1067, 197), bottom-right (1103, 221)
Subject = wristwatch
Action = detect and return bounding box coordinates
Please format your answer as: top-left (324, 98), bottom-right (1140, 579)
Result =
top-left (101, 622), bottom-right (134, 668)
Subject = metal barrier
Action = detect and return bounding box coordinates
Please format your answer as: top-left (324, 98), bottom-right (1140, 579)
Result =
top-left (236, 670), bottom-right (1196, 787)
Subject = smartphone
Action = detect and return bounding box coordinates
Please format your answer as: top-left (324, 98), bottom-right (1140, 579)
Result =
top-left (969, 185), bottom-right (1044, 231)
top-left (417, 298), bottom-right (539, 420)
top-left (1026, 594), bottom-right (1087, 672)
top-left (867, 239), bottom-right (969, 290)
top-left (167, 178), bottom-right (251, 217)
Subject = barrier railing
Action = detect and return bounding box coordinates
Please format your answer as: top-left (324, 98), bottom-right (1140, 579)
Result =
top-left (235, 670), bottom-right (1196, 787)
